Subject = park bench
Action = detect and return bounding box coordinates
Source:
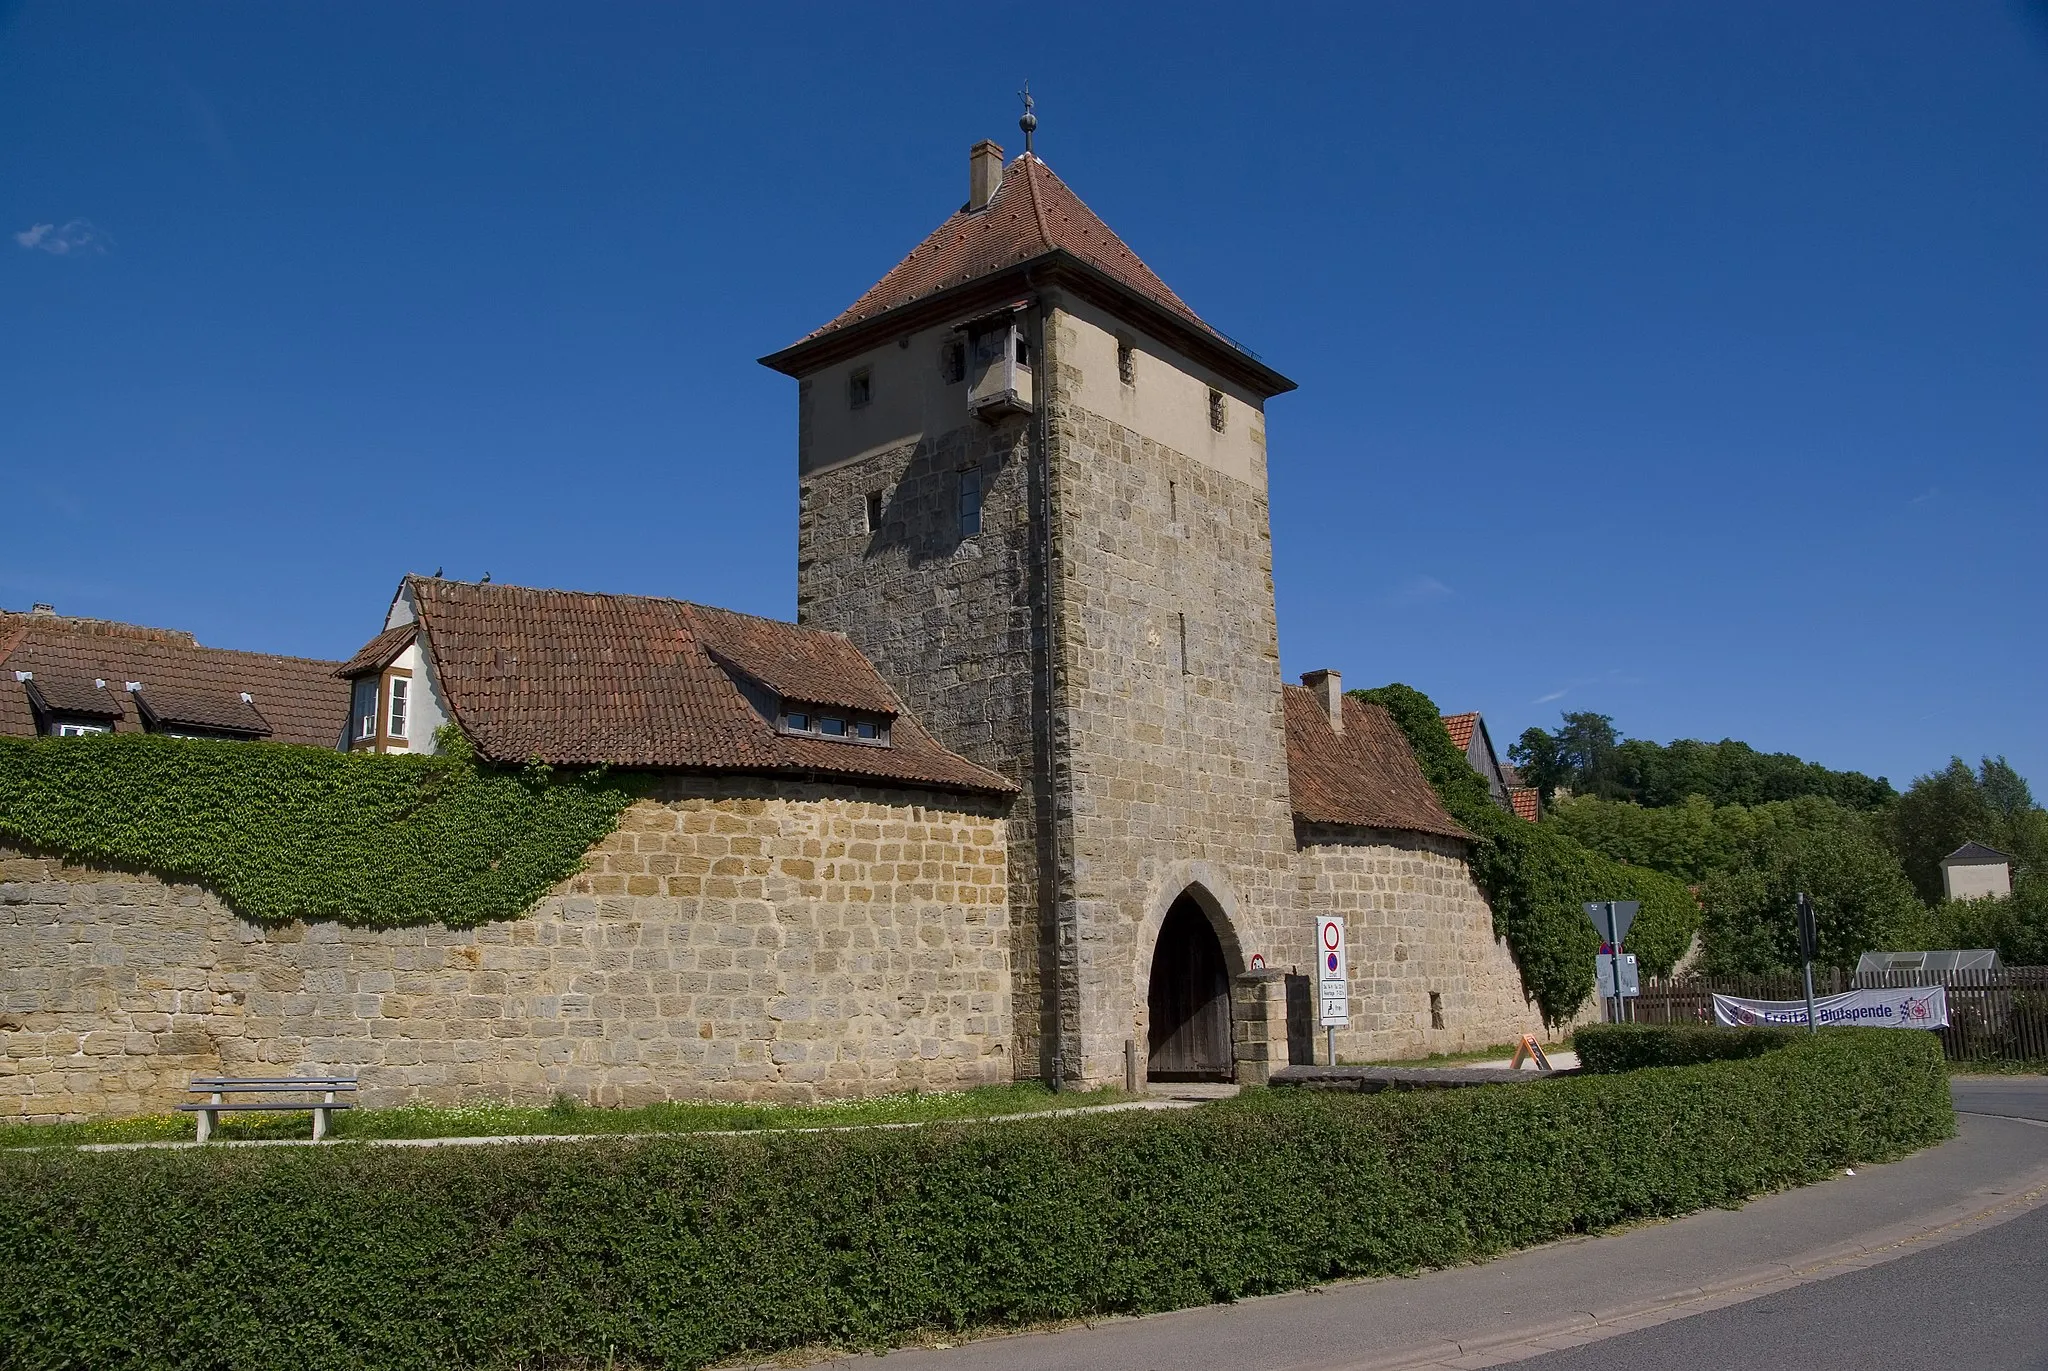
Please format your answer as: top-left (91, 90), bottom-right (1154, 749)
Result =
top-left (179, 1076), bottom-right (358, 1142)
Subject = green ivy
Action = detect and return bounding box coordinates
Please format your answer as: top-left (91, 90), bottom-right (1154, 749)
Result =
top-left (1353, 684), bottom-right (1700, 1024)
top-left (0, 1030), bottom-right (1948, 1371)
top-left (0, 729), bottom-right (641, 927)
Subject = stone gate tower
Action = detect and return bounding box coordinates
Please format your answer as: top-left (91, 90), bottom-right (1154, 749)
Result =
top-left (762, 131), bottom-right (1298, 1087)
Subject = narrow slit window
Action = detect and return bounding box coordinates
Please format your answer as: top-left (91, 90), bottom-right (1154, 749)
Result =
top-left (1208, 387), bottom-right (1226, 432)
top-left (940, 340), bottom-right (965, 385)
top-left (848, 367), bottom-right (872, 409)
top-left (1117, 340), bottom-right (1135, 386)
top-left (1178, 612), bottom-right (1190, 676)
top-left (958, 466), bottom-right (983, 537)
top-left (865, 489), bottom-right (883, 533)
top-left (1429, 992), bottom-right (1445, 1030)
top-left (1168, 480), bottom-right (1178, 523)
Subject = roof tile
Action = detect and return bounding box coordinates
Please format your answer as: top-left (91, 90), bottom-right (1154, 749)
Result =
top-left (1287, 688), bottom-right (1470, 839)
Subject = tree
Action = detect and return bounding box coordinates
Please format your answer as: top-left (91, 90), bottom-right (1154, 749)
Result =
top-left (1699, 798), bottom-right (1925, 974)
top-left (1513, 714), bottom-right (1894, 812)
top-left (1885, 758), bottom-right (2021, 905)
top-left (1509, 712), bottom-right (1627, 801)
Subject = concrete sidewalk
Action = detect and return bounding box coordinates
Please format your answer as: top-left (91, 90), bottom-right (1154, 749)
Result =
top-left (789, 1078), bottom-right (2048, 1371)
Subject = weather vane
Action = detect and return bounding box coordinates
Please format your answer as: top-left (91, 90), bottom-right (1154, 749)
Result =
top-left (1019, 81), bottom-right (1037, 155)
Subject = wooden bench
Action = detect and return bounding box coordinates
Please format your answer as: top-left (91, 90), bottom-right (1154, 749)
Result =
top-left (179, 1076), bottom-right (359, 1142)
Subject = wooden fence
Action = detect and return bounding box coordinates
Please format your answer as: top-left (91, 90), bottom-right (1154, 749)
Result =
top-left (1630, 967), bottom-right (2048, 1064)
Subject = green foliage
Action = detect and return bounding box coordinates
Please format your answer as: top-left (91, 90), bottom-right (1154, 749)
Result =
top-left (1511, 716), bottom-right (1893, 811)
top-left (1573, 1023), bottom-right (1797, 1073)
top-left (1699, 797), bottom-right (1925, 974)
top-left (1355, 685), bottom-right (1699, 1023)
top-left (1908, 879), bottom-right (2048, 968)
top-left (0, 1083), bottom-right (1113, 1151)
top-left (0, 1033), bottom-right (1950, 1371)
top-left (0, 730), bottom-right (640, 927)
top-left (1884, 756), bottom-right (2048, 905)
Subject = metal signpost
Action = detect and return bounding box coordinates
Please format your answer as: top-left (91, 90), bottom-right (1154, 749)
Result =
top-left (1317, 916), bottom-right (1348, 1065)
top-left (1583, 901), bottom-right (1640, 1023)
top-left (1796, 891), bottom-right (1819, 1034)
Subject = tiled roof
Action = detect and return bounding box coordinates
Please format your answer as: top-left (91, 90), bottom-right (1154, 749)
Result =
top-left (1442, 712), bottom-right (1479, 752)
top-left (800, 154), bottom-right (1213, 346)
top-left (1508, 786), bottom-right (1542, 823)
top-left (403, 578), bottom-right (1014, 795)
top-left (0, 610), bottom-right (349, 746)
top-left (134, 687), bottom-right (270, 737)
top-left (22, 676), bottom-right (125, 719)
top-left (1285, 687), bottom-right (1470, 840)
top-left (336, 623), bottom-right (416, 678)
top-left (1942, 841), bottom-right (2010, 865)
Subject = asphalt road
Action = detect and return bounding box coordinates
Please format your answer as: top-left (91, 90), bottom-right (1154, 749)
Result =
top-left (1953, 1073), bottom-right (2048, 1124)
top-left (1510, 1197), bottom-right (2048, 1370)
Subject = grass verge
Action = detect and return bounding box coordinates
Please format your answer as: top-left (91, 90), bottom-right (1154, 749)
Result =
top-left (0, 1082), bottom-right (1127, 1150)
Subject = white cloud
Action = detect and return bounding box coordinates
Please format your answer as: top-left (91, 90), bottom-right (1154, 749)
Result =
top-left (1385, 574), bottom-right (1454, 607)
top-left (1533, 689), bottom-right (1569, 704)
top-left (14, 220), bottom-right (109, 255)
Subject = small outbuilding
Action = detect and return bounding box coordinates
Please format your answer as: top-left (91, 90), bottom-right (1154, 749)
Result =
top-left (1941, 842), bottom-right (2013, 901)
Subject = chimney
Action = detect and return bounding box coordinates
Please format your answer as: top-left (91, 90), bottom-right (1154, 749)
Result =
top-left (1301, 669), bottom-right (1343, 733)
top-left (969, 140), bottom-right (1005, 212)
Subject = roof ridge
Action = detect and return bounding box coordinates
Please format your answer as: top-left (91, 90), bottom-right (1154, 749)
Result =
top-left (1021, 155), bottom-right (1054, 255)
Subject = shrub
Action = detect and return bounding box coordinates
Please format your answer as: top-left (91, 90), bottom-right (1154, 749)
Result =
top-left (0, 1031), bottom-right (1949, 1371)
top-left (0, 729), bottom-right (639, 927)
top-left (1573, 1022), bottom-right (1798, 1073)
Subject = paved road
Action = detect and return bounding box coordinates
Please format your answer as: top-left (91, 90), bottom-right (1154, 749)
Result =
top-left (1512, 1199), bottom-right (2048, 1370)
top-left (798, 1075), bottom-right (2048, 1371)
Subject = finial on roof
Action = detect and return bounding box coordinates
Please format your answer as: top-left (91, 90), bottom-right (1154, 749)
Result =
top-left (1018, 81), bottom-right (1036, 155)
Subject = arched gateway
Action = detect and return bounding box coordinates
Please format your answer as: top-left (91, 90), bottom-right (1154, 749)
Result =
top-left (1146, 893), bottom-right (1235, 1082)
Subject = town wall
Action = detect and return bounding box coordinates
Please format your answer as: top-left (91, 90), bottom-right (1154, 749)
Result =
top-left (1294, 823), bottom-right (1545, 1060)
top-left (0, 779), bottom-right (1010, 1122)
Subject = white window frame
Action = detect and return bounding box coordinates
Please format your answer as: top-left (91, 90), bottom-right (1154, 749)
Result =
top-left (351, 678), bottom-right (379, 741)
top-left (387, 676), bottom-right (409, 740)
top-left (53, 721), bottom-right (110, 737)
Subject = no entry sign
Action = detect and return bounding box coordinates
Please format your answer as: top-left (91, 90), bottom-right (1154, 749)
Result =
top-left (1318, 916), bottom-right (1349, 1026)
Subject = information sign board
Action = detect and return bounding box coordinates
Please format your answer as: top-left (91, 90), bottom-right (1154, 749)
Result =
top-left (1317, 916), bottom-right (1349, 1026)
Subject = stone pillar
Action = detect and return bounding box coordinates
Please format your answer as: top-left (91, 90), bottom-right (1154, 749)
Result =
top-left (1233, 970), bottom-right (1292, 1085)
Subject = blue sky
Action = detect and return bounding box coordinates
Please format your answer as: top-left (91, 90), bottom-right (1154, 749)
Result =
top-left (3, 2), bottom-right (2044, 790)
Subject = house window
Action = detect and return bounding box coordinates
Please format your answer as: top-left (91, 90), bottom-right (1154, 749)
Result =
top-left (958, 466), bottom-right (983, 537)
top-left (817, 716), bottom-right (846, 737)
top-left (1014, 335), bottom-right (1031, 367)
top-left (351, 678), bottom-right (378, 741)
top-left (865, 490), bottom-right (884, 533)
top-left (848, 367), bottom-right (872, 409)
top-left (53, 721), bottom-right (110, 737)
top-left (1208, 387), bottom-right (1226, 432)
top-left (387, 677), bottom-right (409, 740)
top-left (940, 341), bottom-right (965, 385)
top-left (786, 711), bottom-right (808, 732)
top-left (781, 708), bottom-right (890, 745)
top-left (1117, 340), bottom-right (1135, 385)
top-left (854, 719), bottom-right (880, 740)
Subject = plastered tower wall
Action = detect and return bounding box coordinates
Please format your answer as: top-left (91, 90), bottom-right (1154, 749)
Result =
top-left (795, 321), bottom-right (1054, 1075)
top-left (1039, 296), bottom-right (1302, 1085)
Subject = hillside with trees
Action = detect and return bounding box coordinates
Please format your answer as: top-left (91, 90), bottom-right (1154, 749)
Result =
top-left (1526, 711), bottom-right (2048, 973)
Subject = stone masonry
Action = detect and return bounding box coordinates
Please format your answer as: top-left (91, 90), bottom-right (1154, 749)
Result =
top-left (0, 777), bottom-right (1010, 1121)
top-left (1295, 824), bottom-right (1544, 1060)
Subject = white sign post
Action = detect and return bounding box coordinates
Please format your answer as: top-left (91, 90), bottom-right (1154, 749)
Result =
top-left (1317, 916), bottom-right (1348, 1066)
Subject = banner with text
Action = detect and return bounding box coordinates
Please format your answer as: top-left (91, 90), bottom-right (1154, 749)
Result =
top-left (1711, 986), bottom-right (1949, 1030)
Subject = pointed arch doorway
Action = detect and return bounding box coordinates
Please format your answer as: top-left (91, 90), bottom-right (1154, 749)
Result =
top-left (1146, 893), bottom-right (1234, 1082)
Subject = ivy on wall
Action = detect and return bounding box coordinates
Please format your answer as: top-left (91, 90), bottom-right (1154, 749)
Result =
top-left (0, 729), bottom-right (640, 928)
top-left (1353, 684), bottom-right (1700, 1025)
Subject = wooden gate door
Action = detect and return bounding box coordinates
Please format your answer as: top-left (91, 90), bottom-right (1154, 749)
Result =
top-left (1147, 896), bottom-right (1233, 1081)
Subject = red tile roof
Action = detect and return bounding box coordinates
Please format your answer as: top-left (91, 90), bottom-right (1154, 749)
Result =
top-left (802, 154), bottom-right (1212, 345)
top-left (0, 610), bottom-right (349, 746)
top-left (396, 578), bottom-right (1014, 795)
top-left (1441, 712), bottom-right (1479, 752)
top-left (1285, 687), bottom-right (1470, 840)
top-left (336, 623), bottom-right (416, 678)
top-left (1508, 786), bottom-right (1542, 823)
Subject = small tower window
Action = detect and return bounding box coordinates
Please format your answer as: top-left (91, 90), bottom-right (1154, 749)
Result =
top-left (1117, 340), bottom-right (1135, 386)
top-left (940, 341), bottom-right (965, 385)
top-left (1014, 335), bottom-right (1031, 367)
top-left (958, 466), bottom-right (983, 537)
top-left (865, 489), bottom-right (884, 533)
top-left (848, 367), bottom-right (872, 409)
top-left (1177, 612), bottom-right (1190, 675)
top-left (1208, 387), bottom-right (1226, 432)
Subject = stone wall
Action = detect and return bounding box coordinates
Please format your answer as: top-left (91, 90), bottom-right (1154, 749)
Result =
top-left (1041, 301), bottom-right (1304, 1086)
top-left (0, 778), bottom-right (1010, 1122)
top-left (1294, 823), bottom-right (1545, 1060)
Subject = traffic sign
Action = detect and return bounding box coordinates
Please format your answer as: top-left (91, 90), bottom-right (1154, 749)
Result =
top-left (1583, 900), bottom-right (1639, 946)
top-left (1317, 916), bottom-right (1349, 1026)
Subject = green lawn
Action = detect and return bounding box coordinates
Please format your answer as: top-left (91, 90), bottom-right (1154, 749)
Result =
top-left (0, 1081), bottom-right (1130, 1150)
top-left (1367, 1040), bottom-right (1565, 1069)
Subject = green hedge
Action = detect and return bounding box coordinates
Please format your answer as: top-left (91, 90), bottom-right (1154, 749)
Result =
top-left (0, 730), bottom-right (639, 927)
top-left (1355, 684), bottom-right (1701, 1023)
top-left (1574, 1022), bottom-right (1800, 1073)
top-left (0, 1031), bottom-right (1950, 1371)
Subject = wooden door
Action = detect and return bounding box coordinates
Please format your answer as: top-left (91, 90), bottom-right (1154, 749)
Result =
top-left (1147, 897), bottom-right (1233, 1081)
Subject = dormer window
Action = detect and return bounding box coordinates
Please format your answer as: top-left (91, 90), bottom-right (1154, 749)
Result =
top-left (779, 706), bottom-right (891, 746)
